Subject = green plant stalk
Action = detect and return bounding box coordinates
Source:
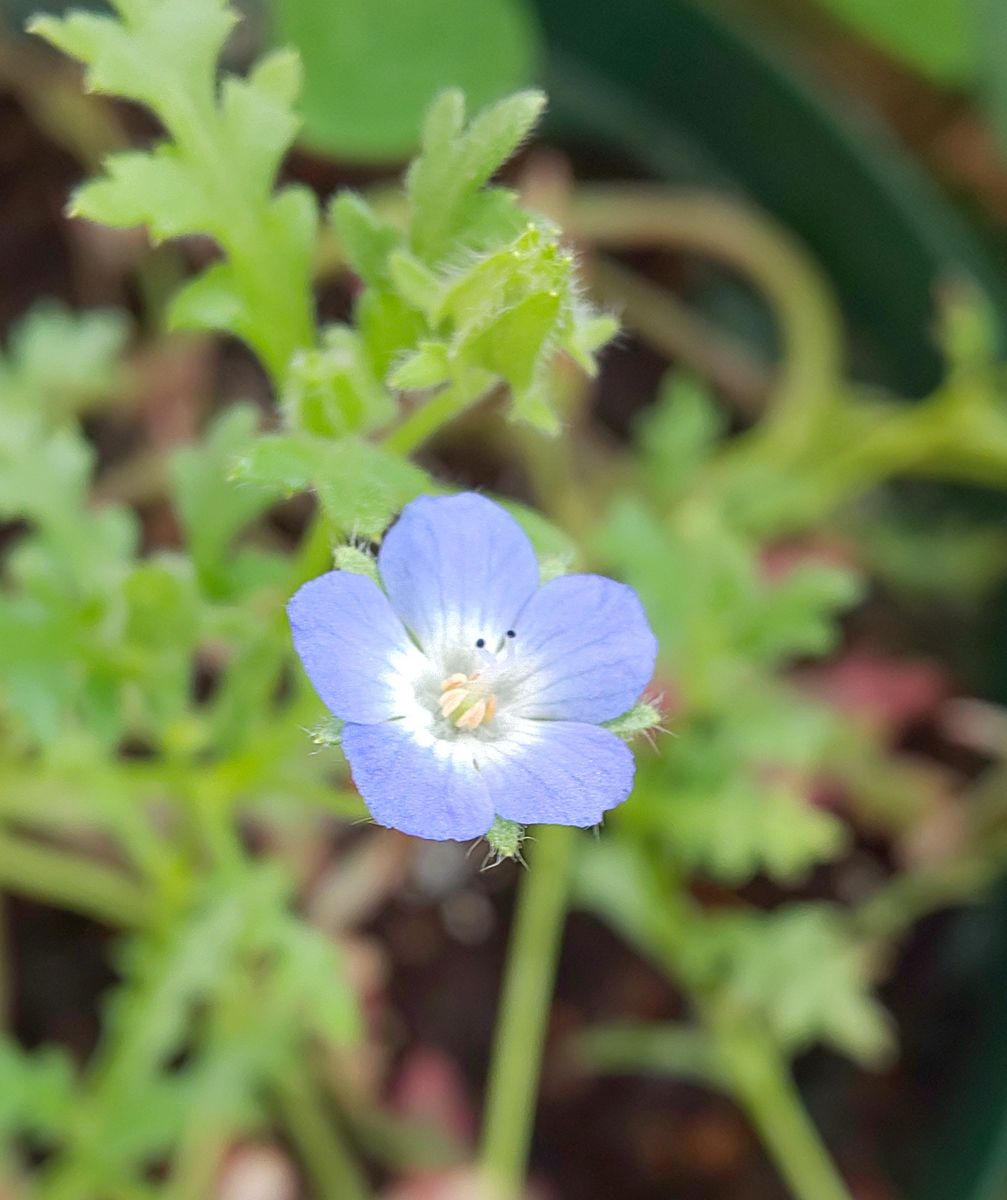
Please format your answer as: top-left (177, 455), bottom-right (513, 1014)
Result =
top-left (384, 369), bottom-right (498, 458)
top-left (718, 1025), bottom-right (854, 1200)
top-left (274, 1070), bottom-right (371, 1200)
top-left (0, 830), bottom-right (150, 928)
top-left (479, 823), bottom-right (577, 1197)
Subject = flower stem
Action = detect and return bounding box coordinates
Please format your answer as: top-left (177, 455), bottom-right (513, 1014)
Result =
top-left (479, 823), bottom-right (577, 1197)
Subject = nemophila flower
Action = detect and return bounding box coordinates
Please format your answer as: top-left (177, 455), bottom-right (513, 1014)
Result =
top-left (288, 493), bottom-right (657, 841)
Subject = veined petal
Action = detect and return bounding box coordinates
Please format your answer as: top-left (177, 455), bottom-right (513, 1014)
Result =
top-left (509, 574), bottom-right (657, 722)
top-left (288, 571), bottom-right (425, 724)
top-left (378, 493), bottom-right (539, 656)
top-left (477, 718), bottom-right (635, 826)
top-left (343, 720), bottom-right (494, 840)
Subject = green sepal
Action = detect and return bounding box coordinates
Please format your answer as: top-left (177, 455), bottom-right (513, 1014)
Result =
top-left (332, 544), bottom-right (379, 583)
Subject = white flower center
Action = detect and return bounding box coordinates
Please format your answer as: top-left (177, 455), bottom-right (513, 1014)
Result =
top-left (438, 672), bottom-right (498, 730)
top-left (389, 627), bottom-right (529, 747)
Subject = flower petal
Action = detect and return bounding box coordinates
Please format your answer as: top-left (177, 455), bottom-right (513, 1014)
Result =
top-left (288, 571), bottom-right (425, 724)
top-left (343, 720), bottom-right (494, 840)
top-left (378, 493), bottom-right (539, 656)
top-left (477, 718), bottom-right (635, 826)
top-left (509, 574), bottom-right (657, 722)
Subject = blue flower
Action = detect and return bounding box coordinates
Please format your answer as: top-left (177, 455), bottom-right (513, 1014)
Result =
top-left (288, 493), bottom-right (657, 841)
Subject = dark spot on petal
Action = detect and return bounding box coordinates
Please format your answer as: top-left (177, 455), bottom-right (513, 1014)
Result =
top-left (506, 630), bottom-right (516, 638)
top-left (476, 638), bottom-right (486, 648)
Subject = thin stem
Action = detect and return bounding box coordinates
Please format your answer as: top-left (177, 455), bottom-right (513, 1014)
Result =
top-left (384, 370), bottom-right (495, 458)
top-left (720, 1028), bottom-right (854, 1200)
top-left (479, 823), bottom-right (577, 1198)
top-left (0, 831), bottom-right (150, 928)
top-left (590, 257), bottom-right (771, 414)
top-left (274, 1070), bottom-right (370, 1200)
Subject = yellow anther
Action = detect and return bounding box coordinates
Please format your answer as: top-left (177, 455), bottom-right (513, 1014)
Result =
top-left (438, 673), bottom-right (497, 730)
top-left (439, 687), bottom-right (468, 717)
top-left (456, 698), bottom-right (488, 730)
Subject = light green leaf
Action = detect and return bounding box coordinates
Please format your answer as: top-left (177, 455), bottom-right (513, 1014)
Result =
top-left (284, 325), bottom-right (396, 437)
top-left (330, 191), bottom-right (403, 287)
top-left (2, 301), bottom-right (129, 420)
top-left (388, 341), bottom-right (452, 391)
top-left (30, 2), bottom-right (237, 112)
top-left (688, 906), bottom-right (894, 1064)
top-left (70, 145), bottom-right (211, 241)
top-left (232, 434), bottom-right (431, 536)
top-left (167, 260), bottom-right (249, 339)
top-left (171, 405), bottom-right (280, 592)
top-left (637, 373), bottom-right (725, 499)
top-left (408, 88), bottom-right (545, 262)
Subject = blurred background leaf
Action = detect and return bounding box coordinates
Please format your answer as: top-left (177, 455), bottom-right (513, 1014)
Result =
top-left (268, 0), bottom-right (541, 159)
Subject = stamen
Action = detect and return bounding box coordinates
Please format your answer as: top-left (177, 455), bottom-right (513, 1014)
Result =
top-left (439, 687), bottom-right (468, 717)
top-left (456, 697), bottom-right (488, 730)
top-left (437, 671), bottom-right (498, 730)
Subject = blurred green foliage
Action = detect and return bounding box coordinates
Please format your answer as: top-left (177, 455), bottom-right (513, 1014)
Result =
top-left (270, 0), bottom-right (540, 159)
top-left (811, 0), bottom-right (973, 83)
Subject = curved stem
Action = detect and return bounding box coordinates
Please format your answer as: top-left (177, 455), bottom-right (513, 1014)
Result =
top-left (570, 185), bottom-right (844, 443)
top-left (479, 824), bottom-right (576, 1197)
top-left (589, 257), bottom-right (772, 414)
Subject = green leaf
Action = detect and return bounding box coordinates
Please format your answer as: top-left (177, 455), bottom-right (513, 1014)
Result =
top-left (33, 0), bottom-right (317, 380)
top-left (637, 373), bottom-right (725, 500)
top-left (687, 906), bottom-right (894, 1064)
top-left (0, 1041), bottom-right (77, 1141)
top-left (122, 555), bottom-right (201, 734)
top-left (330, 191), bottom-right (403, 287)
top-left (625, 688), bottom-right (849, 884)
top-left (1, 301), bottom-right (130, 420)
top-left (270, 0), bottom-right (540, 160)
top-left (171, 405), bottom-right (280, 594)
top-left (71, 145), bottom-right (213, 241)
top-left (389, 341), bottom-right (453, 391)
top-left (232, 434), bottom-right (431, 536)
top-left (284, 325), bottom-right (397, 437)
top-left (407, 88), bottom-right (546, 262)
top-left (332, 545), bottom-right (379, 582)
top-left (167, 260), bottom-right (249, 339)
top-left (30, 2), bottom-right (237, 112)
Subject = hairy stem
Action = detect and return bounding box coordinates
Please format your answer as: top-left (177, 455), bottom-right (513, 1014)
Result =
top-left (479, 823), bottom-right (577, 1197)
